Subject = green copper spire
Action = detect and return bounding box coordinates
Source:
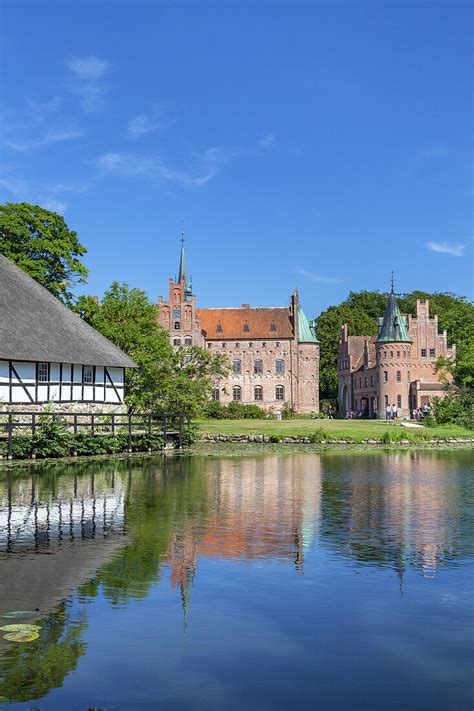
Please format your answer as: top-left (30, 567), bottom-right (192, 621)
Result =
top-left (178, 229), bottom-right (193, 301)
top-left (376, 277), bottom-right (411, 343)
top-left (297, 304), bottom-right (319, 343)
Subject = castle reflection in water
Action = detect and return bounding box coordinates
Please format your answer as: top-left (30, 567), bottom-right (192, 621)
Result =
top-left (0, 450), bottom-right (470, 601)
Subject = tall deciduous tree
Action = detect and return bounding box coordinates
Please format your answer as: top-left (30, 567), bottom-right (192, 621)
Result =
top-left (0, 202), bottom-right (88, 304)
top-left (78, 282), bottom-right (229, 415)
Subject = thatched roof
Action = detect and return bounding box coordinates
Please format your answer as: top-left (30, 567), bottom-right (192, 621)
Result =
top-left (0, 255), bottom-right (137, 367)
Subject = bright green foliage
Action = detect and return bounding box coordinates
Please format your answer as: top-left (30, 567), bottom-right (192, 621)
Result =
top-left (431, 340), bottom-right (474, 429)
top-left (77, 282), bottom-right (229, 415)
top-left (315, 290), bottom-right (474, 399)
top-left (0, 202), bottom-right (88, 304)
top-left (205, 401), bottom-right (267, 419)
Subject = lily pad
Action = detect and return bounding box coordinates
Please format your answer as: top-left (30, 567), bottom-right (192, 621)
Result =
top-left (1, 611), bottom-right (37, 619)
top-left (3, 631), bottom-right (39, 643)
top-left (0, 624), bottom-right (41, 633)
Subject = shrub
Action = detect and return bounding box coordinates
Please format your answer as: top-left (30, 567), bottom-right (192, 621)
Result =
top-left (308, 428), bottom-right (326, 443)
top-left (180, 423), bottom-right (200, 448)
top-left (269, 434), bottom-right (283, 443)
top-left (206, 402), bottom-right (267, 420)
top-left (32, 416), bottom-right (73, 458)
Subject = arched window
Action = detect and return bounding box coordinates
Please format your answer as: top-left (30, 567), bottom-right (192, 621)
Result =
top-left (233, 386), bottom-right (241, 401)
top-left (254, 359), bottom-right (263, 375)
top-left (276, 385), bottom-right (285, 401)
top-left (254, 386), bottom-right (263, 401)
top-left (233, 360), bottom-right (241, 374)
top-left (275, 359), bottom-right (284, 374)
top-left (173, 337), bottom-right (181, 346)
top-left (184, 337), bottom-right (192, 346)
top-left (212, 388), bottom-right (220, 401)
top-left (396, 371), bottom-right (401, 382)
top-left (174, 321), bottom-right (180, 330)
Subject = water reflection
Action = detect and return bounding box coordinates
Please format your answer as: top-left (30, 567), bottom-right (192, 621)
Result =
top-left (0, 450), bottom-right (472, 707)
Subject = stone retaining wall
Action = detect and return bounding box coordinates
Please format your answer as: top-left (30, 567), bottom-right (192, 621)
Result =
top-left (201, 433), bottom-right (474, 445)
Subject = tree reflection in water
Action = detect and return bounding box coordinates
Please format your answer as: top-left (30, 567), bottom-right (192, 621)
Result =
top-left (0, 449), bottom-right (471, 703)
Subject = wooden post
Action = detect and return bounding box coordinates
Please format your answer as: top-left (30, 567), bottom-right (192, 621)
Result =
top-left (73, 414), bottom-right (78, 435)
top-left (91, 413), bottom-right (95, 436)
top-left (7, 413), bottom-right (13, 460)
top-left (111, 413), bottom-right (115, 436)
top-left (179, 414), bottom-right (184, 449)
top-left (128, 414), bottom-right (132, 453)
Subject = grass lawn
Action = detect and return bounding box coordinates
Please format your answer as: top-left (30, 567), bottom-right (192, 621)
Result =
top-left (195, 418), bottom-right (473, 443)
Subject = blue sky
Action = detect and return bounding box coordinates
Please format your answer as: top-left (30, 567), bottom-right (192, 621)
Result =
top-left (1, 1), bottom-right (472, 317)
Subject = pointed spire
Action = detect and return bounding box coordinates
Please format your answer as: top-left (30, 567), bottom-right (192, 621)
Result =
top-left (177, 226), bottom-right (193, 301)
top-left (377, 277), bottom-right (411, 343)
top-left (178, 227), bottom-right (186, 283)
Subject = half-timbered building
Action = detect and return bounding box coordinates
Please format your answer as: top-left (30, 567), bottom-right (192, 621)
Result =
top-left (0, 255), bottom-right (136, 409)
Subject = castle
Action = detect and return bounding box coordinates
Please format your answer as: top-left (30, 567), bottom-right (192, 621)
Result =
top-left (158, 237), bottom-right (320, 414)
top-left (337, 284), bottom-right (456, 419)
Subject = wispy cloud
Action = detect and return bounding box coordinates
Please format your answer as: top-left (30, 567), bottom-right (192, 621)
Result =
top-left (198, 145), bottom-right (239, 164)
top-left (67, 55), bottom-right (112, 112)
top-left (295, 268), bottom-right (342, 284)
top-left (127, 105), bottom-right (165, 138)
top-left (96, 152), bottom-right (217, 187)
top-left (426, 241), bottom-right (467, 258)
top-left (2, 94), bottom-right (83, 153)
top-left (257, 133), bottom-right (275, 149)
top-left (4, 128), bottom-right (83, 152)
top-left (0, 174), bottom-right (90, 213)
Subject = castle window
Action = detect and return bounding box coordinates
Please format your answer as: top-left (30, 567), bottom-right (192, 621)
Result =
top-left (397, 394), bottom-right (402, 408)
top-left (212, 388), bottom-right (220, 401)
top-left (403, 351), bottom-right (407, 359)
top-left (38, 362), bottom-right (49, 382)
top-left (233, 360), bottom-right (241, 374)
top-left (173, 309), bottom-right (181, 318)
top-left (421, 348), bottom-right (427, 358)
top-left (173, 337), bottom-right (181, 346)
top-left (207, 343), bottom-right (212, 349)
top-left (384, 395), bottom-right (388, 407)
top-left (390, 351), bottom-right (393, 358)
top-left (83, 365), bottom-right (93, 384)
top-left (383, 351), bottom-right (387, 358)
top-left (174, 321), bottom-right (180, 330)
top-left (371, 376), bottom-right (374, 386)
top-left (397, 371), bottom-right (401, 382)
top-left (254, 360), bottom-right (263, 375)
top-left (384, 371), bottom-right (388, 383)
top-left (275, 359), bottom-right (285, 374)
top-left (235, 342), bottom-right (240, 348)
top-left (217, 324), bottom-right (223, 333)
top-left (365, 377), bottom-right (368, 387)
top-left (276, 342), bottom-right (280, 347)
top-left (262, 342), bottom-right (267, 347)
top-left (233, 386), bottom-right (241, 401)
top-left (359, 378), bottom-right (362, 388)
top-left (243, 324), bottom-right (250, 332)
top-left (184, 337), bottom-right (192, 346)
top-left (276, 385), bottom-right (285, 401)
top-left (270, 323), bottom-right (277, 332)
top-left (397, 351), bottom-right (400, 358)
top-left (221, 343), bottom-right (226, 348)
top-left (430, 348), bottom-right (436, 359)
top-left (254, 386), bottom-right (263, 401)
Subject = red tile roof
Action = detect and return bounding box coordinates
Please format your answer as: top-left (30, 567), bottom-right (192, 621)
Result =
top-left (196, 307), bottom-right (295, 340)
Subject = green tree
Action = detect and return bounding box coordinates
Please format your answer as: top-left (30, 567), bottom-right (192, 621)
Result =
top-left (0, 202), bottom-right (88, 304)
top-left (78, 282), bottom-right (229, 415)
top-left (315, 290), bottom-right (474, 401)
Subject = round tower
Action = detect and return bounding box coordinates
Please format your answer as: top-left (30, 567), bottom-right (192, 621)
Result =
top-left (375, 279), bottom-right (412, 419)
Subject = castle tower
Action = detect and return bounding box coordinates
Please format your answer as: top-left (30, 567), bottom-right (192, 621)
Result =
top-left (375, 277), bottom-right (412, 418)
top-left (157, 232), bottom-right (203, 347)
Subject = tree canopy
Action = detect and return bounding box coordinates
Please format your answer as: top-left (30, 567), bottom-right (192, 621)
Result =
top-left (315, 290), bottom-right (474, 400)
top-left (76, 282), bottom-right (229, 415)
top-left (0, 202), bottom-right (88, 304)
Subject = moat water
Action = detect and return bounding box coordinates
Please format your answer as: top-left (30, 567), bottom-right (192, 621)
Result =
top-left (0, 449), bottom-right (473, 710)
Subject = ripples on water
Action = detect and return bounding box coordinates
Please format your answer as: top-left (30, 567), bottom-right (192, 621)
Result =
top-left (0, 450), bottom-right (473, 710)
